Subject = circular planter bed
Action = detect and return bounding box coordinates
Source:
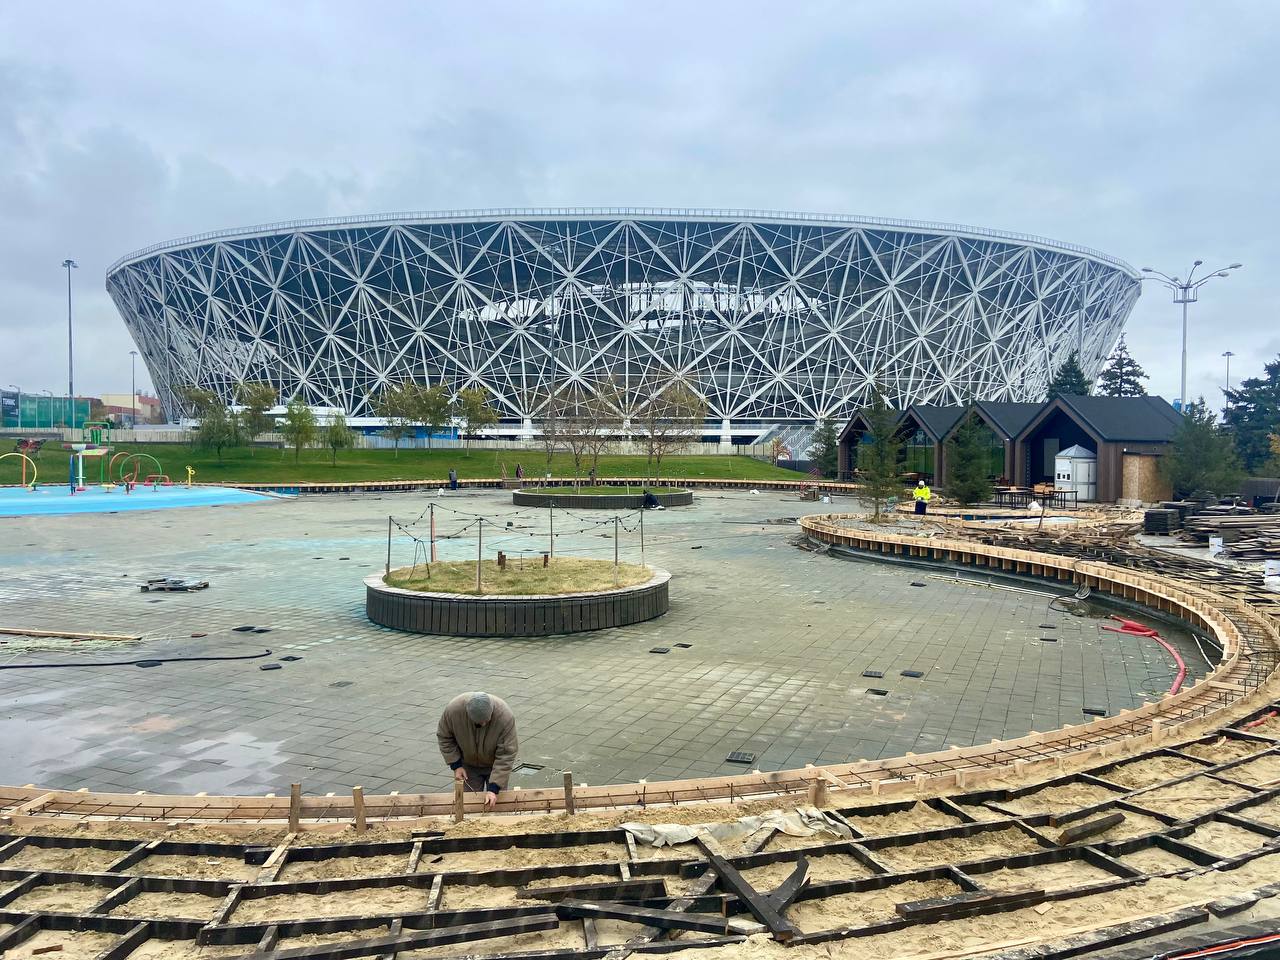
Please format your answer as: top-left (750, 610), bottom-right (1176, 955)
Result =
top-left (512, 486), bottom-right (693, 509)
top-left (366, 562), bottom-right (670, 637)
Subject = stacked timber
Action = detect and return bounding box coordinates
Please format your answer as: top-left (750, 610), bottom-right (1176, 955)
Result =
top-left (1143, 509), bottom-right (1181, 535)
top-left (1179, 514), bottom-right (1280, 559)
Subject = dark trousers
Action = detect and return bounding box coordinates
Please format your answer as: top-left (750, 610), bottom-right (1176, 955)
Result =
top-left (914, 499), bottom-right (927, 515)
top-left (461, 767), bottom-right (492, 791)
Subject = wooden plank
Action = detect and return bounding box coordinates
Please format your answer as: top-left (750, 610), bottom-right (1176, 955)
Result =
top-left (289, 783), bottom-right (302, 833)
top-left (761, 856), bottom-right (809, 911)
top-left (896, 886), bottom-right (1045, 922)
top-left (453, 780), bottom-right (465, 823)
top-left (555, 899), bottom-right (763, 936)
top-left (1056, 812), bottom-right (1126, 845)
top-left (223, 914), bottom-right (560, 960)
top-left (698, 844), bottom-right (800, 941)
top-left (563, 771), bottom-right (575, 815)
top-left (516, 878), bottom-right (667, 903)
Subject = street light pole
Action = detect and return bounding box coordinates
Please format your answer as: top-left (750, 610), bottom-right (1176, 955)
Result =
top-left (63, 260), bottom-right (78, 419)
top-left (1140, 260), bottom-right (1242, 410)
top-left (129, 350), bottom-right (139, 426)
top-left (1223, 351), bottom-right (1235, 393)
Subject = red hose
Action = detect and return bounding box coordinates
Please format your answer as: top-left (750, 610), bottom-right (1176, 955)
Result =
top-left (1243, 710), bottom-right (1278, 730)
top-left (1100, 616), bottom-right (1187, 696)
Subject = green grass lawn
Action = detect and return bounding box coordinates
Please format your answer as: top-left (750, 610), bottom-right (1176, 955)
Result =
top-left (386, 558), bottom-right (650, 596)
top-left (0, 442), bottom-right (805, 485)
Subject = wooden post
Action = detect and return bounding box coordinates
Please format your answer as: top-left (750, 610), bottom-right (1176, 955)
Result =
top-left (614, 516), bottom-right (620, 585)
top-left (288, 782), bottom-right (301, 833)
top-left (385, 516), bottom-right (392, 576)
top-left (453, 780), bottom-right (465, 823)
top-left (475, 518), bottom-right (483, 593)
top-left (563, 771), bottom-right (576, 816)
top-left (352, 786), bottom-right (366, 834)
top-left (639, 503), bottom-right (645, 567)
top-left (429, 503), bottom-right (437, 563)
top-left (549, 504), bottom-right (554, 561)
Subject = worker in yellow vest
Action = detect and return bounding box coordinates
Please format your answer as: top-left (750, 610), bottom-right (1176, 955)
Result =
top-left (913, 480), bottom-right (932, 515)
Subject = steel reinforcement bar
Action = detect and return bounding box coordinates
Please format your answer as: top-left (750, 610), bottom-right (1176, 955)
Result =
top-left (1, 514), bottom-right (1276, 829)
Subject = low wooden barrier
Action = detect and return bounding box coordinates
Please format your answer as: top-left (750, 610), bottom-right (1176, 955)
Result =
top-left (2, 513), bottom-right (1275, 829)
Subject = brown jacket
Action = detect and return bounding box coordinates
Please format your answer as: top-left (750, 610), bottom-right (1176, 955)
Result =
top-left (436, 693), bottom-right (519, 791)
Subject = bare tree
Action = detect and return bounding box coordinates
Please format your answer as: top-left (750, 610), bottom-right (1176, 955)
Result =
top-left (637, 375), bottom-right (707, 485)
top-left (581, 376), bottom-right (626, 482)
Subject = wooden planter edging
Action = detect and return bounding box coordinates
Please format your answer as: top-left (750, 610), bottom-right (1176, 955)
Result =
top-left (365, 569), bottom-right (671, 637)
top-left (512, 489), bottom-right (694, 509)
top-left (219, 476), bottom-right (860, 496)
top-left (2, 515), bottom-right (1276, 827)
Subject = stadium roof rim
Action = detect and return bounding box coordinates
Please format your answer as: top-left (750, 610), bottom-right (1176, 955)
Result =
top-left (106, 206), bottom-right (1139, 278)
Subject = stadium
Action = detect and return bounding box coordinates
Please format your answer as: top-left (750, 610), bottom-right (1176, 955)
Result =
top-left (106, 208), bottom-right (1141, 440)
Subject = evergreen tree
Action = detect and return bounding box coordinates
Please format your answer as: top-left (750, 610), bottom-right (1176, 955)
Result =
top-left (1096, 336), bottom-right (1148, 397)
top-left (324, 412), bottom-right (356, 465)
top-left (1223, 355), bottom-right (1280, 473)
top-left (855, 385), bottom-right (904, 519)
top-left (1160, 399), bottom-right (1243, 498)
top-left (280, 400), bottom-right (317, 462)
top-left (945, 413), bottom-right (996, 506)
top-left (810, 417), bottom-right (838, 478)
top-left (1046, 351), bottom-right (1093, 400)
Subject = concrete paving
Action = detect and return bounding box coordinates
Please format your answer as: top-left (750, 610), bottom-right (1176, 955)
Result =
top-left (0, 488), bottom-right (1207, 797)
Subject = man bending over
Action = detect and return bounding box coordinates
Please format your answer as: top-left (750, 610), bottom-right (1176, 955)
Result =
top-left (437, 691), bottom-right (518, 810)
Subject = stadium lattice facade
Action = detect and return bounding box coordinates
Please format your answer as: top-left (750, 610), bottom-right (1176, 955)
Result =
top-left (106, 208), bottom-right (1141, 440)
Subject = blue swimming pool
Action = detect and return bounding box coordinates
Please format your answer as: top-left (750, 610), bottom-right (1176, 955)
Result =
top-left (0, 484), bottom-right (274, 517)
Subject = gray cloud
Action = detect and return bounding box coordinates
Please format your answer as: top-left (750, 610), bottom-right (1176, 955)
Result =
top-left (1, 0), bottom-right (1277, 404)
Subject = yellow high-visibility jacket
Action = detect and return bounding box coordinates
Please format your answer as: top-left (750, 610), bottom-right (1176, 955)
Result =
top-left (913, 484), bottom-right (932, 502)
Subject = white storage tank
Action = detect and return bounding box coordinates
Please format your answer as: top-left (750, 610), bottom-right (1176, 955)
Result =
top-left (1054, 444), bottom-right (1097, 502)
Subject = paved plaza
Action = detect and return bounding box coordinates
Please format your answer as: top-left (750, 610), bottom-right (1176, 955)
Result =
top-left (0, 489), bottom-right (1206, 797)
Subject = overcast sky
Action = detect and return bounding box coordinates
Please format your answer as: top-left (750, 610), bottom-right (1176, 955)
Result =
top-left (2, 0), bottom-right (1277, 407)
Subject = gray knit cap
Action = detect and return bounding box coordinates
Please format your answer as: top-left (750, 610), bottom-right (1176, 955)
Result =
top-left (466, 692), bottom-right (494, 724)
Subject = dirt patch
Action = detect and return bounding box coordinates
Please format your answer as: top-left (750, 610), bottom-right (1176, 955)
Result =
top-left (1120, 845), bottom-right (1197, 874)
top-left (1180, 737), bottom-right (1270, 764)
top-left (1101, 756), bottom-right (1208, 790)
top-left (122, 940), bottom-right (246, 958)
top-left (873, 828), bottom-right (1045, 871)
top-left (845, 802), bottom-right (962, 836)
top-left (1057, 808), bottom-right (1169, 844)
top-left (1128, 776), bottom-right (1253, 818)
top-left (402, 923), bottom-right (585, 958)
top-left (9, 881), bottom-right (109, 912)
top-left (997, 782), bottom-right (1121, 816)
top-left (953, 802), bottom-right (1010, 822)
top-left (2, 844), bottom-right (127, 873)
top-left (975, 858), bottom-right (1116, 892)
top-left (590, 919), bottom-right (712, 947)
top-left (741, 853), bottom-right (871, 888)
top-left (522, 870), bottom-right (620, 890)
top-left (1, 930), bottom-right (118, 959)
top-left (417, 842), bottom-right (625, 873)
top-left (279, 853), bottom-right (411, 880)
top-left (232, 884), bottom-right (430, 922)
top-left (1220, 754), bottom-right (1280, 787)
top-left (440, 882), bottom-right (525, 910)
top-left (1185, 821), bottom-right (1270, 858)
top-left (110, 890), bottom-right (223, 919)
top-left (122, 853), bottom-right (258, 881)
top-left (788, 879), bottom-right (960, 932)
top-left (1236, 795), bottom-right (1280, 827)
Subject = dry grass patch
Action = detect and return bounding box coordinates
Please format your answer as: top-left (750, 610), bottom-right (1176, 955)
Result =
top-left (386, 558), bottom-right (651, 596)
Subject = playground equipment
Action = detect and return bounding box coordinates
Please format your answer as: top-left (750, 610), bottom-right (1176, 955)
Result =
top-left (115, 453), bottom-right (164, 485)
top-left (0, 452), bottom-right (38, 489)
top-left (186, 465), bottom-right (195, 488)
top-left (67, 445), bottom-right (112, 492)
top-left (81, 420), bottom-right (113, 446)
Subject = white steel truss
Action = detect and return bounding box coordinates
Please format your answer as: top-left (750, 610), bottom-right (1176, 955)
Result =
top-left (105, 209), bottom-right (1141, 424)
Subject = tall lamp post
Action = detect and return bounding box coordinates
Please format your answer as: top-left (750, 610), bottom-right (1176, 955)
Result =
top-left (6, 384), bottom-right (19, 430)
top-left (129, 350), bottom-right (139, 426)
top-left (1140, 260), bottom-right (1241, 411)
top-left (62, 258), bottom-right (78, 425)
top-left (1223, 351), bottom-right (1235, 393)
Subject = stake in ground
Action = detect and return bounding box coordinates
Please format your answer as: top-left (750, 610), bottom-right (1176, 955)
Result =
top-left (385, 558), bottom-right (651, 596)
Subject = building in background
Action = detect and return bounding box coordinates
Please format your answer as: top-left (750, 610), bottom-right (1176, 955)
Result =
top-left (107, 208), bottom-right (1141, 442)
top-left (97, 393), bottom-right (164, 425)
top-left (0, 392), bottom-right (92, 430)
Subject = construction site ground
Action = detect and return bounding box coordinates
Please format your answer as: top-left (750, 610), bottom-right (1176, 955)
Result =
top-left (0, 490), bottom-right (1202, 798)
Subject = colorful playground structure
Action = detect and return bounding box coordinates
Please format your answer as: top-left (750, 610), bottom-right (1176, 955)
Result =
top-left (3, 420), bottom-right (181, 495)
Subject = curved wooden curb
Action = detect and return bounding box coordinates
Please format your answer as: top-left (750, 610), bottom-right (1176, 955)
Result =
top-left (365, 568), bottom-right (671, 637)
top-left (3, 514), bottom-right (1275, 828)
